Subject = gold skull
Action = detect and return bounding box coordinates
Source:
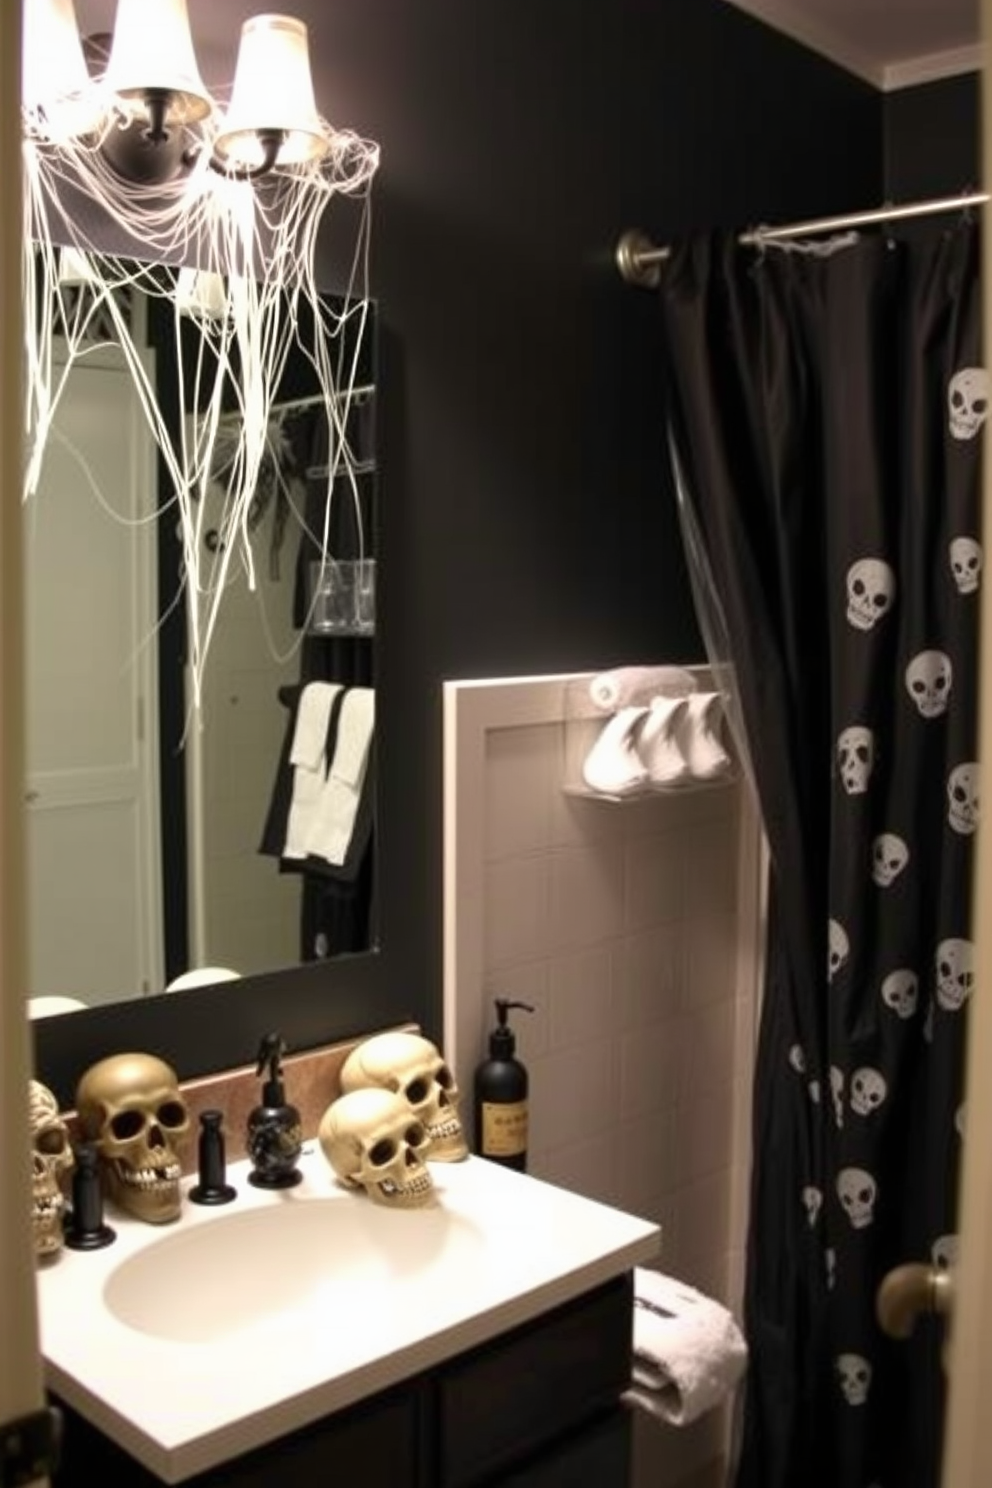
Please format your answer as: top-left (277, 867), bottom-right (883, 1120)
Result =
top-left (75, 1053), bottom-right (190, 1223)
top-left (340, 1032), bottom-right (468, 1161)
top-left (29, 1080), bottom-right (73, 1258)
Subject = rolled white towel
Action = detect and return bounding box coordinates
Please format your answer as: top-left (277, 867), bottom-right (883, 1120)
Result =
top-left (630, 1268), bottom-right (747, 1427)
top-left (589, 666), bottom-right (699, 713)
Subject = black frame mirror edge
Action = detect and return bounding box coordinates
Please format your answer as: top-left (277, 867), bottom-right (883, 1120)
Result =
top-left (32, 956), bottom-right (416, 1110)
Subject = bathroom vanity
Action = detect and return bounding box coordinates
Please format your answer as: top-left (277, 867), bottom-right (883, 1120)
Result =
top-left (38, 1151), bottom-right (659, 1487)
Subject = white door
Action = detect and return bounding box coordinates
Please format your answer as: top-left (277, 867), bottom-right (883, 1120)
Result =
top-left (184, 420), bottom-right (301, 976)
top-left (23, 341), bottom-right (163, 1004)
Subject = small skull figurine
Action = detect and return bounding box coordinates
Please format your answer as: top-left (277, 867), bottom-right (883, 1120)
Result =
top-left (340, 1032), bottom-right (468, 1160)
top-left (319, 1088), bottom-right (435, 1207)
top-left (75, 1054), bottom-right (190, 1223)
top-left (29, 1080), bottom-right (74, 1258)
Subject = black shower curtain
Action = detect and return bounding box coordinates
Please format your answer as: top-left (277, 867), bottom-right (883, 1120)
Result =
top-left (658, 224), bottom-right (982, 1488)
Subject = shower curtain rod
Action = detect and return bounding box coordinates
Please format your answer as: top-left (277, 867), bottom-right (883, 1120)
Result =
top-left (615, 189), bottom-right (989, 287)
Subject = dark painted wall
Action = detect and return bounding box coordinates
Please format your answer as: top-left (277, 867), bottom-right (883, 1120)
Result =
top-left (35, 0), bottom-right (883, 1105)
top-left (884, 73), bottom-right (981, 202)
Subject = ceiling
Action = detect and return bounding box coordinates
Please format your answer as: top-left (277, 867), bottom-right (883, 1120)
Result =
top-left (74, 0), bottom-right (982, 94)
top-left (724, 0), bottom-right (982, 89)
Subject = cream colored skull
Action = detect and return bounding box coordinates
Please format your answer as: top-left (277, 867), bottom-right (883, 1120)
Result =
top-left (29, 1080), bottom-right (73, 1258)
top-left (948, 367), bottom-right (991, 440)
top-left (319, 1088), bottom-right (434, 1207)
top-left (340, 1032), bottom-right (468, 1160)
top-left (75, 1053), bottom-right (190, 1223)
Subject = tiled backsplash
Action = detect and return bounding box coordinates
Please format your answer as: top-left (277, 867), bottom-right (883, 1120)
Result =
top-left (444, 674), bottom-right (765, 1487)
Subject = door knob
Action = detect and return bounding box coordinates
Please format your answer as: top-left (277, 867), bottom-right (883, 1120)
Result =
top-left (876, 1262), bottom-right (954, 1341)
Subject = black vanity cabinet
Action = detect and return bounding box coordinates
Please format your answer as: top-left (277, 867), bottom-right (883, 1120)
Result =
top-left (52, 1274), bottom-right (634, 1488)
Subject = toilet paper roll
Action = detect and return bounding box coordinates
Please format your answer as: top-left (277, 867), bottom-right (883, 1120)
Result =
top-left (589, 666), bottom-right (699, 713)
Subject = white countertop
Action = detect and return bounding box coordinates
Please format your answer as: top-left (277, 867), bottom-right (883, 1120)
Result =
top-left (36, 1149), bottom-right (660, 1482)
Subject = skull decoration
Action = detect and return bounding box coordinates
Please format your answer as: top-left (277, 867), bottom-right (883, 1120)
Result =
top-left (845, 558), bottom-right (896, 632)
top-left (800, 1185), bottom-right (822, 1228)
top-left (340, 1031), bottom-right (468, 1161)
top-left (75, 1054), bottom-right (190, 1223)
top-left (932, 1234), bottom-right (959, 1272)
top-left (837, 1166), bottom-right (877, 1230)
top-left (947, 762), bottom-right (980, 835)
top-left (828, 919), bottom-right (850, 982)
top-left (948, 367), bottom-right (991, 441)
top-left (319, 1087), bottom-right (434, 1207)
top-left (905, 650), bottom-right (953, 719)
top-left (871, 833), bottom-right (909, 889)
top-left (829, 1066), bottom-right (845, 1129)
top-left (850, 1066), bottom-right (887, 1118)
top-left (880, 968), bottom-right (919, 1020)
top-left (29, 1080), bottom-right (73, 1258)
top-left (836, 1353), bottom-right (872, 1407)
top-left (936, 937), bottom-right (974, 1013)
top-left (949, 536), bottom-right (983, 595)
top-left (825, 1248), bottom-right (837, 1291)
top-left (836, 726), bottom-right (874, 795)
top-left (787, 1044), bottom-right (806, 1074)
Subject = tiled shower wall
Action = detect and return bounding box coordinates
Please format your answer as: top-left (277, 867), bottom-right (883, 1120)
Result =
top-left (479, 716), bottom-right (760, 1313)
top-left (444, 675), bottom-right (765, 1486)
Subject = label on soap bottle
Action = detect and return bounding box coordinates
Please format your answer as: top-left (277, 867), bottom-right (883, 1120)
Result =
top-left (481, 1100), bottom-right (528, 1157)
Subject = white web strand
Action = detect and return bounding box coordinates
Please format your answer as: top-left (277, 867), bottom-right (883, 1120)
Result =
top-left (22, 86), bottom-right (379, 710)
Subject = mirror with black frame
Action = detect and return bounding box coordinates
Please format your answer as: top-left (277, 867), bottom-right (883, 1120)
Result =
top-left (24, 266), bottom-right (378, 1015)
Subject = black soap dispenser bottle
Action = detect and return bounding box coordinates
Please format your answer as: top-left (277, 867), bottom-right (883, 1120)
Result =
top-left (247, 1033), bottom-right (303, 1189)
top-left (473, 999), bottom-right (535, 1172)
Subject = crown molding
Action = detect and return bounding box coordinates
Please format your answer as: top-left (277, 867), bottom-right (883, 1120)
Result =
top-left (722, 0), bottom-right (883, 86)
top-left (883, 44), bottom-right (985, 92)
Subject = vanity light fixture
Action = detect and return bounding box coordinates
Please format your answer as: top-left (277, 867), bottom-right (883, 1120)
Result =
top-left (21, 0), bottom-right (380, 704)
top-left (25, 0), bottom-right (332, 183)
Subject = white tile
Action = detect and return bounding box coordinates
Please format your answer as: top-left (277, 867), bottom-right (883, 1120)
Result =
top-left (618, 925), bottom-right (684, 1030)
top-left (676, 1081), bottom-right (735, 1186)
top-left (484, 855), bottom-right (551, 967)
top-left (549, 788), bottom-right (630, 849)
top-left (676, 1169), bottom-right (734, 1270)
top-left (546, 841), bottom-right (626, 951)
top-left (615, 1110), bottom-right (680, 1214)
top-left (623, 831), bottom-right (686, 931)
top-left (683, 913), bottom-right (737, 1010)
top-left (619, 1020), bottom-right (684, 1121)
top-left (484, 724), bottom-right (555, 862)
top-left (681, 1001), bottom-right (738, 1099)
top-left (683, 816), bottom-right (740, 920)
top-left (670, 1246), bottom-right (732, 1309)
top-left (536, 1130), bottom-right (621, 1207)
top-left (527, 1041), bottom-right (619, 1153)
top-left (548, 946), bottom-right (616, 1050)
top-left (636, 1189), bottom-right (680, 1258)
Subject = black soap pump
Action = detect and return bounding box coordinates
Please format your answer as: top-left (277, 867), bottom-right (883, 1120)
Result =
top-left (473, 999), bottom-right (535, 1172)
top-left (247, 1033), bottom-right (303, 1189)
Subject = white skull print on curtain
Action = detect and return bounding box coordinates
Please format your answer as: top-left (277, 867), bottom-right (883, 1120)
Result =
top-left (659, 224), bottom-right (981, 1488)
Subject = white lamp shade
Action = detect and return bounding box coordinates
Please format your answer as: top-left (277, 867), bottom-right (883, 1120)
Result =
top-left (22, 0), bottom-right (103, 138)
top-left (214, 15), bottom-right (328, 168)
top-left (103, 0), bottom-right (212, 121)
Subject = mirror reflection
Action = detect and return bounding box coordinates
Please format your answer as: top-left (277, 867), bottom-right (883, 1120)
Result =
top-left (24, 273), bottom-right (378, 1009)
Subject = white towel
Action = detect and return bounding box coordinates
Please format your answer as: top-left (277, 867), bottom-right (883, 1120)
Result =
top-left (589, 666), bottom-right (699, 713)
top-left (304, 687), bottom-right (375, 866)
top-left (283, 683), bottom-right (343, 859)
top-left (630, 1268), bottom-right (747, 1427)
top-left (290, 682), bottom-right (340, 770)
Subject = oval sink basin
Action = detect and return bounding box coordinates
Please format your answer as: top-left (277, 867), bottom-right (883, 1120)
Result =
top-left (103, 1197), bottom-right (486, 1344)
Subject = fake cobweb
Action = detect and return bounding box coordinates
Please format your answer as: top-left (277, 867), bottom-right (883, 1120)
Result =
top-left (21, 86), bottom-right (379, 711)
